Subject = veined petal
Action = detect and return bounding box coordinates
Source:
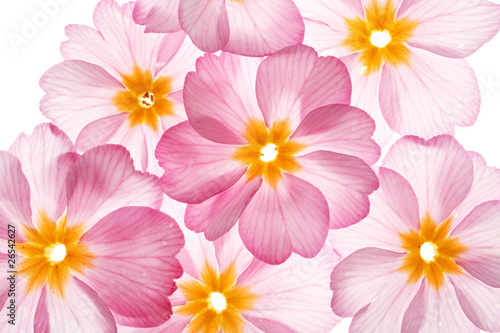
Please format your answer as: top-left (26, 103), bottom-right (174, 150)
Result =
top-left (133, 0), bottom-right (181, 33)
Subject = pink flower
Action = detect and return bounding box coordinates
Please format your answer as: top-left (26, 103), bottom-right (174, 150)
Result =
top-left (0, 123), bottom-right (184, 331)
top-left (132, 0), bottom-right (305, 56)
top-left (156, 44), bottom-right (380, 264)
top-left (295, 0), bottom-right (500, 142)
top-left (40, 0), bottom-right (201, 175)
top-left (329, 135), bottom-right (500, 332)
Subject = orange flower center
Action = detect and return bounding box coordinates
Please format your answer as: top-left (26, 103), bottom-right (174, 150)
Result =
top-left (177, 262), bottom-right (258, 333)
top-left (342, 0), bottom-right (419, 75)
top-left (399, 213), bottom-right (468, 290)
top-left (113, 65), bottom-right (175, 131)
top-left (232, 119), bottom-right (305, 188)
top-left (17, 212), bottom-right (94, 297)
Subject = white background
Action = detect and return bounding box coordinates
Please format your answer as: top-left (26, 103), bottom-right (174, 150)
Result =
top-left (0, 1), bottom-right (499, 332)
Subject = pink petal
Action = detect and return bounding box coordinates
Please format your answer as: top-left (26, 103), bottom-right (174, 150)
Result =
top-left (379, 47), bottom-right (480, 138)
top-left (402, 0), bottom-right (500, 58)
top-left (80, 206), bottom-right (183, 327)
top-left (223, 0), bottom-right (304, 56)
top-left (40, 60), bottom-right (123, 141)
top-left (402, 279), bottom-right (478, 333)
top-left (75, 114), bottom-right (129, 153)
top-left (35, 278), bottom-right (116, 332)
top-left (179, 0), bottom-right (229, 53)
top-left (156, 121), bottom-right (246, 204)
top-left (118, 314), bottom-right (190, 333)
top-left (8, 123), bottom-right (77, 223)
top-left (133, 0), bottom-right (181, 33)
top-left (66, 144), bottom-right (163, 229)
top-left (295, 151), bottom-right (379, 229)
top-left (183, 53), bottom-right (262, 144)
top-left (302, 18), bottom-right (351, 57)
top-left (213, 225), bottom-right (255, 276)
top-left (239, 174), bottom-right (329, 264)
top-left (256, 44), bottom-right (351, 129)
top-left (329, 167), bottom-right (420, 256)
top-left (291, 104), bottom-right (380, 165)
top-left (176, 229), bottom-right (219, 282)
top-left (382, 135), bottom-right (474, 223)
top-left (450, 273), bottom-right (500, 332)
top-left (450, 201), bottom-right (500, 288)
top-left (185, 176), bottom-right (262, 241)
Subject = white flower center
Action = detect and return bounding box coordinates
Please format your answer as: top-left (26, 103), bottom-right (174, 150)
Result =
top-left (260, 143), bottom-right (278, 163)
top-left (370, 30), bottom-right (391, 48)
top-left (138, 91), bottom-right (155, 108)
top-left (45, 243), bottom-right (67, 263)
top-left (420, 242), bottom-right (437, 262)
top-left (209, 292), bottom-right (227, 312)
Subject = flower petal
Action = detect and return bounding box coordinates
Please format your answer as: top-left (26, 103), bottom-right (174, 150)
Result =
top-left (223, 0), bottom-right (304, 56)
top-left (379, 47), bottom-right (480, 138)
top-left (178, 0), bottom-right (229, 53)
top-left (66, 144), bottom-right (163, 229)
top-left (8, 123), bottom-right (77, 223)
top-left (291, 104), bottom-right (380, 165)
top-left (382, 135), bottom-right (474, 223)
top-left (213, 225), bottom-right (255, 276)
top-left (80, 206), bottom-right (183, 327)
top-left (402, 0), bottom-right (500, 58)
top-left (295, 151), bottom-right (379, 229)
top-left (183, 53), bottom-right (262, 144)
top-left (239, 174), bottom-right (329, 264)
top-left (133, 0), bottom-right (181, 33)
top-left (155, 122), bottom-right (246, 204)
top-left (256, 44), bottom-right (351, 129)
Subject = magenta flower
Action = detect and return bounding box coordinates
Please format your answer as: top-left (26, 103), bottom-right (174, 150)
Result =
top-left (295, 0), bottom-right (500, 141)
top-left (156, 44), bottom-right (380, 264)
top-left (40, 0), bottom-right (201, 175)
top-left (329, 135), bottom-right (500, 332)
top-left (0, 124), bottom-right (184, 331)
top-left (132, 0), bottom-right (305, 56)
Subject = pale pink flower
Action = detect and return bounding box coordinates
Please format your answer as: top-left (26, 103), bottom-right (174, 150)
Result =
top-left (329, 135), bottom-right (500, 332)
top-left (0, 123), bottom-right (184, 331)
top-left (295, 0), bottom-right (500, 142)
top-left (133, 0), bottom-right (305, 56)
top-left (156, 44), bottom-right (380, 264)
top-left (40, 0), bottom-right (201, 175)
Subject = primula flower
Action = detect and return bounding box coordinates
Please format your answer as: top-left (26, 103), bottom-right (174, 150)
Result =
top-left (156, 44), bottom-right (380, 264)
top-left (329, 135), bottom-right (500, 332)
top-left (40, 0), bottom-right (201, 175)
top-left (0, 124), bottom-right (184, 331)
top-left (294, 0), bottom-right (500, 141)
top-left (132, 0), bottom-right (305, 56)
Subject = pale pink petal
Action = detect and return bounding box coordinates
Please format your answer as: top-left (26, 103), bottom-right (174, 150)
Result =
top-left (256, 44), bottom-right (351, 129)
top-left (302, 18), bottom-right (352, 57)
top-left (79, 206), bottom-right (183, 327)
top-left (382, 135), bottom-right (474, 223)
top-left (8, 123), bottom-right (77, 223)
top-left (185, 176), bottom-right (262, 241)
top-left (401, 0), bottom-right (500, 58)
top-left (402, 279), bottom-right (478, 333)
top-left (223, 0), bottom-right (304, 56)
top-left (176, 230), bottom-right (219, 282)
top-left (331, 247), bottom-right (410, 317)
top-left (75, 114), bottom-right (129, 153)
top-left (241, 246), bottom-right (341, 333)
top-left (213, 225), bottom-right (255, 275)
top-left (35, 278), bottom-right (116, 332)
top-left (295, 151), bottom-right (379, 229)
top-left (118, 313), bottom-right (190, 333)
top-left (379, 47), bottom-right (480, 138)
top-left (291, 104), bottom-right (380, 165)
top-left (450, 201), bottom-right (500, 288)
top-left (0, 152), bottom-right (32, 234)
top-left (239, 174), bottom-right (329, 264)
top-left (183, 53), bottom-right (262, 144)
top-left (40, 60), bottom-right (123, 141)
top-left (179, 0), bottom-right (229, 53)
top-left (66, 145), bottom-right (163, 229)
top-left (450, 273), bottom-right (500, 332)
top-left (328, 167), bottom-right (420, 256)
top-left (133, 0), bottom-right (181, 33)
top-left (156, 122), bottom-right (246, 204)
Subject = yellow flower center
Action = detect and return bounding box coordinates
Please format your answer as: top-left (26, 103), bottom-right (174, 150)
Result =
top-left (113, 65), bottom-right (175, 131)
top-left (232, 119), bottom-right (305, 188)
top-left (177, 262), bottom-right (258, 333)
top-left (17, 212), bottom-right (95, 297)
top-left (399, 213), bottom-right (468, 290)
top-left (342, 0), bottom-right (419, 75)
